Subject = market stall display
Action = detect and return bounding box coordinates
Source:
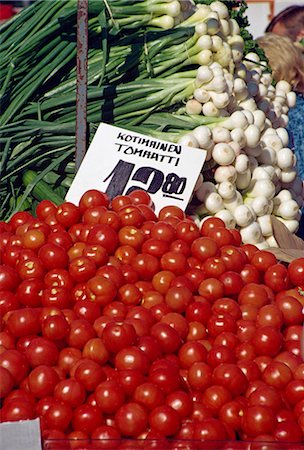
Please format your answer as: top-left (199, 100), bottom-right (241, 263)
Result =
top-left (0, 0), bottom-right (302, 246)
top-left (0, 1), bottom-right (304, 448)
top-left (0, 190), bottom-right (303, 449)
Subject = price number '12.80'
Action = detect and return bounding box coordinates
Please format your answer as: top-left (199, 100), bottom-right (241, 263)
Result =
top-left (104, 160), bottom-right (187, 201)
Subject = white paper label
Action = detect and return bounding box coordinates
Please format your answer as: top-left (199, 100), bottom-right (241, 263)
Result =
top-left (0, 419), bottom-right (42, 450)
top-left (66, 123), bottom-right (207, 214)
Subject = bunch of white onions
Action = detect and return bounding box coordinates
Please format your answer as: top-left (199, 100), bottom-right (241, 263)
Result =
top-left (173, 1), bottom-right (302, 247)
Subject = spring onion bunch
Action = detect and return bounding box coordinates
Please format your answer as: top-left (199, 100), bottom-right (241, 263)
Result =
top-left (0, 0), bottom-right (302, 248)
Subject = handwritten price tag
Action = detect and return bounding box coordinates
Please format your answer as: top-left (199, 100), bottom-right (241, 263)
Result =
top-left (66, 123), bottom-right (207, 214)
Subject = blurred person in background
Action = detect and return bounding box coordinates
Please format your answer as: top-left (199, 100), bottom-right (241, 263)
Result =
top-left (257, 32), bottom-right (304, 237)
top-left (265, 5), bottom-right (304, 45)
top-left (257, 33), bottom-right (304, 181)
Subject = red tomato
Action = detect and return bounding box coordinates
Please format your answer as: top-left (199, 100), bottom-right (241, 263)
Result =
top-left (69, 256), bottom-right (96, 283)
top-left (54, 378), bottom-right (86, 408)
top-left (38, 243), bottom-right (69, 270)
top-left (238, 283), bottom-right (269, 309)
top-left (86, 275), bottom-right (117, 307)
top-left (133, 382), bottom-right (165, 411)
top-left (276, 295), bottom-right (303, 326)
top-left (242, 405), bottom-right (276, 437)
top-left (201, 384), bottom-right (232, 415)
top-left (67, 319), bottom-right (96, 350)
top-left (86, 224), bottom-right (118, 254)
top-left (252, 326), bottom-right (283, 357)
top-left (251, 250), bottom-right (277, 272)
top-left (79, 190), bottom-right (110, 213)
top-left (274, 420), bottom-right (303, 442)
top-left (102, 322), bottom-right (137, 353)
top-left (288, 258), bottom-right (304, 287)
top-left (187, 362), bottom-right (212, 391)
top-left (0, 265), bottom-right (20, 291)
top-left (219, 271), bottom-right (244, 296)
top-left (191, 237), bottom-right (219, 262)
top-left (25, 337), bottom-right (59, 367)
top-left (148, 404), bottom-right (181, 436)
top-left (115, 402), bottom-right (148, 437)
top-left (202, 257), bottom-right (227, 278)
top-left (150, 322), bottom-right (182, 354)
top-left (220, 245), bottom-right (247, 272)
top-left (118, 226), bottom-right (144, 250)
top-left (212, 363), bottom-right (248, 396)
top-left (6, 308), bottom-right (41, 337)
top-left (165, 285), bottom-right (193, 314)
top-left (36, 200), bottom-right (58, 220)
top-left (194, 417), bottom-right (228, 441)
top-left (131, 253), bottom-right (160, 281)
top-left (71, 404), bottom-right (103, 435)
top-left (74, 359), bottom-right (105, 392)
top-left (56, 202), bottom-right (81, 229)
top-left (198, 278), bottom-right (225, 302)
top-left (200, 217), bottom-right (225, 236)
top-left (264, 263), bottom-right (291, 292)
top-left (1, 397), bottom-right (36, 422)
top-left (208, 227), bottom-right (235, 247)
top-left (28, 365), bottom-right (59, 398)
top-left (0, 366), bottom-right (14, 398)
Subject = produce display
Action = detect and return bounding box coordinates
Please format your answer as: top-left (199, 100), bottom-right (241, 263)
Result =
top-left (1, 1), bottom-right (304, 446)
top-left (1, 0), bottom-right (303, 246)
top-left (0, 189), bottom-right (304, 449)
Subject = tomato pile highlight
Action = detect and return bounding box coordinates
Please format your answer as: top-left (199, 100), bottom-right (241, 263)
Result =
top-left (0, 189), bottom-right (304, 450)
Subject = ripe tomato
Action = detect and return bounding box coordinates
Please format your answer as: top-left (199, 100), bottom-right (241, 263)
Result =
top-left (175, 220), bottom-right (200, 244)
top-left (200, 217), bottom-right (225, 237)
top-left (133, 382), bottom-right (165, 411)
top-left (67, 319), bottom-right (96, 350)
top-left (276, 295), bottom-right (303, 326)
top-left (72, 403), bottom-right (104, 435)
top-left (191, 237), bottom-right (219, 262)
top-left (102, 321), bottom-right (137, 353)
top-left (28, 365), bottom-right (59, 398)
top-left (0, 366), bottom-right (14, 398)
top-left (74, 359), bottom-right (105, 392)
top-left (79, 190), bottom-right (110, 213)
top-left (148, 404), bottom-right (181, 436)
top-left (86, 224), bottom-right (118, 254)
top-left (242, 405), bottom-right (276, 437)
top-left (151, 221), bottom-right (176, 243)
top-left (208, 227), bottom-right (235, 247)
top-left (25, 337), bottom-right (59, 367)
top-left (69, 256), bottom-right (96, 283)
top-left (1, 397), bottom-right (36, 422)
top-left (36, 200), bottom-right (58, 220)
top-left (115, 402), bottom-right (148, 437)
top-left (165, 285), bottom-right (193, 314)
top-left (38, 243), bottom-right (69, 270)
top-left (194, 417), bottom-right (228, 441)
top-left (264, 263), bottom-right (291, 292)
top-left (198, 278), bottom-right (225, 302)
top-left (0, 265), bottom-right (20, 290)
top-left (202, 257), bottom-right (227, 278)
top-left (251, 250), bottom-right (277, 272)
top-left (288, 258), bottom-right (304, 288)
top-left (86, 275), bottom-right (117, 306)
top-left (54, 378), bottom-right (86, 408)
top-left (56, 202), bottom-right (81, 229)
top-left (238, 283), bottom-right (269, 309)
top-left (219, 271), bottom-right (244, 297)
top-left (252, 326), bottom-right (283, 357)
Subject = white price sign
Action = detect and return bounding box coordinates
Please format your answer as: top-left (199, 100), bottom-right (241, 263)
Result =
top-left (66, 123), bottom-right (207, 214)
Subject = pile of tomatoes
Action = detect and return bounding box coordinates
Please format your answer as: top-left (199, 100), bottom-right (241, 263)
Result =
top-left (0, 189), bottom-right (304, 450)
